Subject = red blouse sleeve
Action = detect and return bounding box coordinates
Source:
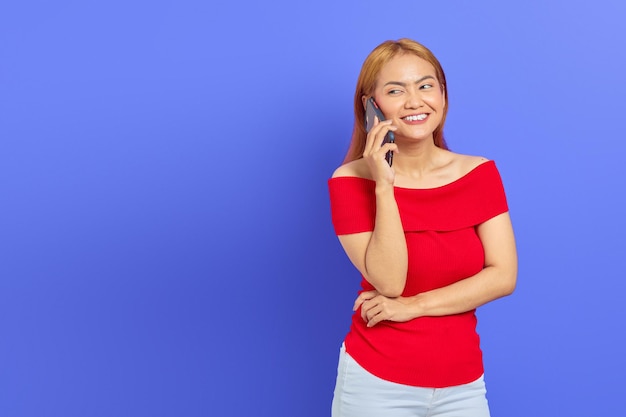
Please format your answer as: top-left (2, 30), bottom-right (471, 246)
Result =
top-left (328, 177), bottom-right (376, 235)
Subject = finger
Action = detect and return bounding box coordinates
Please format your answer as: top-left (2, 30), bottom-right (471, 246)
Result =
top-left (364, 121), bottom-right (395, 155)
top-left (367, 128), bottom-right (397, 163)
top-left (356, 292), bottom-right (382, 322)
top-left (353, 297), bottom-right (364, 312)
top-left (353, 291), bottom-right (377, 311)
top-left (373, 122), bottom-right (397, 144)
top-left (366, 306), bottom-right (385, 327)
top-left (361, 299), bottom-right (378, 323)
top-left (373, 123), bottom-right (396, 150)
top-left (363, 298), bottom-right (385, 322)
top-left (361, 300), bottom-right (370, 322)
top-left (361, 290), bottom-right (378, 299)
top-left (378, 143), bottom-right (399, 158)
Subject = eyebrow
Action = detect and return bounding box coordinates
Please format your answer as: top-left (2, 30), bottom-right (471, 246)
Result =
top-left (383, 75), bottom-right (436, 87)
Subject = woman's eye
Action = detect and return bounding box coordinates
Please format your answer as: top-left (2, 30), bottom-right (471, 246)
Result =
top-left (388, 89), bottom-right (402, 95)
top-left (420, 83), bottom-right (433, 90)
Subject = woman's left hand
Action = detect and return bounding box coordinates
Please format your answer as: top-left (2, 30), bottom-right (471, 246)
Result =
top-left (353, 290), bottom-right (417, 327)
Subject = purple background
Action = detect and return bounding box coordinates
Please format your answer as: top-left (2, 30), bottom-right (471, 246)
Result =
top-left (1, 1), bottom-right (625, 416)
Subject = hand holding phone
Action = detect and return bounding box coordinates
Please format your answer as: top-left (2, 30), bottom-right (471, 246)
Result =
top-left (364, 97), bottom-right (395, 167)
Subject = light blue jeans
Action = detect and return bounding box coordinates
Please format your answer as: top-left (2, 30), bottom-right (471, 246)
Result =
top-left (331, 344), bottom-right (491, 417)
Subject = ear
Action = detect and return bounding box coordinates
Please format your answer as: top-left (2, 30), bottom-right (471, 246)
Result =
top-left (361, 95), bottom-right (368, 110)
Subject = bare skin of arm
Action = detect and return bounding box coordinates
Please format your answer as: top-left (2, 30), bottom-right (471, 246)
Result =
top-left (333, 119), bottom-right (408, 297)
top-left (336, 183), bottom-right (407, 297)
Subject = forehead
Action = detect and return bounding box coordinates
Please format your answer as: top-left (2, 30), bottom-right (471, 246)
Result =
top-left (377, 53), bottom-right (437, 84)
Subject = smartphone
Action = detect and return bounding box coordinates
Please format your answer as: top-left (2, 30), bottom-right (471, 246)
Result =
top-left (364, 97), bottom-right (394, 166)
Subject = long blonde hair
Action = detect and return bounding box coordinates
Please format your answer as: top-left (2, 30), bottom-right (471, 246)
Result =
top-left (343, 39), bottom-right (449, 164)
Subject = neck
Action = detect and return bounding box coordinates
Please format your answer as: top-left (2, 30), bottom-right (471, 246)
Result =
top-left (392, 137), bottom-right (446, 177)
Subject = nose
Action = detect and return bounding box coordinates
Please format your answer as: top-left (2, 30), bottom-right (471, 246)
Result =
top-left (404, 91), bottom-right (423, 109)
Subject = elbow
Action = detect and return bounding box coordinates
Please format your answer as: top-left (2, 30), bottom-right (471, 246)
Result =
top-left (501, 270), bottom-right (517, 297)
top-left (485, 263), bottom-right (517, 298)
top-left (364, 265), bottom-right (407, 298)
top-left (375, 282), bottom-right (406, 298)
top-left (502, 282), bottom-right (516, 297)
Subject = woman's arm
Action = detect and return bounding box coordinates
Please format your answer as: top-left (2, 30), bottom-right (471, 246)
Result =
top-left (333, 119), bottom-right (407, 298)
top-left (337, 181), bottom-right (408, 297)
top-left (356, 211), bottom-right (517, 326)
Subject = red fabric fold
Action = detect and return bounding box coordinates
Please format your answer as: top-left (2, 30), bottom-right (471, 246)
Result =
top-left (328, 160), bottom-right (508, 234)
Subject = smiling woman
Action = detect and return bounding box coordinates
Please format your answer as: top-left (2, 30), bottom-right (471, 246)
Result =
top-left (343, 39), bottom-right (449, 164)
top-left (328, 38), bottom-right (518, 417)
top-left (370, 54), bottom-right (446, 150)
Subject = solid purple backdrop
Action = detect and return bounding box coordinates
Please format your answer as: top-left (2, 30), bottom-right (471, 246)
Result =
top-left (1, 1), bottom-right (625, 416)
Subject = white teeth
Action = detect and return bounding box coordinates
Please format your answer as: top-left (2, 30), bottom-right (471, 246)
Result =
top-left (404, 114), bottom-right (427, 121)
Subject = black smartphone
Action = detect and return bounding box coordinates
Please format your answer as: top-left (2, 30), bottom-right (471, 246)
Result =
top-left (364, 97), bottom-right (394, 166)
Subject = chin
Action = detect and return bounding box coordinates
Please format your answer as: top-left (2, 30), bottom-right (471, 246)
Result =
top-left (398, 132), bottom-right (434, 142)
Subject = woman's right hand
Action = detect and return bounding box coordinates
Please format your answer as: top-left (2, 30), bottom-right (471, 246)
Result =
top-left (362, 118), bottom-right (398, 186)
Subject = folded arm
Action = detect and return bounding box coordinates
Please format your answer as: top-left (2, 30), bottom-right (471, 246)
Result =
top-left (357, 211), bottom-right (517, 326)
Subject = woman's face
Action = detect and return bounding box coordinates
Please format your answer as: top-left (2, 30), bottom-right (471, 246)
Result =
top-left (370, 53), bottom-right (445, 143)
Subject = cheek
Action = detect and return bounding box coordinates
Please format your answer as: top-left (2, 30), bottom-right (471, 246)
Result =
top-left (376, 100), bottom-right (402, 119)
top-left (428, 94), bottom-right (445, 109)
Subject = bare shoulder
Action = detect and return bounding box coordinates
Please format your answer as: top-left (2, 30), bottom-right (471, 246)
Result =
top-left (331, 158), bottom-right (371, 179)
top-left (451, 153), bottom-right (490, 175)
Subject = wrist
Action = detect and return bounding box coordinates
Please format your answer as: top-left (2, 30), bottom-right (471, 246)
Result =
top-left (407, 294), bottom-right (427, 319)
top-left (375, 181), bottom-right (394, 196)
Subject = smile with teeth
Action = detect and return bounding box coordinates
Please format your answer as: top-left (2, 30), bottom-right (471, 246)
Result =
top-left (403, 114), bottom-right (427, 121)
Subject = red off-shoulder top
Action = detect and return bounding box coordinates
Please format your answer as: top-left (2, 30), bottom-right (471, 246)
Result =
top-left (328, 160), bottom-right (508, 388)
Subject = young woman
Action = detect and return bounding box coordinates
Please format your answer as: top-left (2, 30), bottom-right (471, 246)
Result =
top-left (328, 38), bottom-right (518, 417)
